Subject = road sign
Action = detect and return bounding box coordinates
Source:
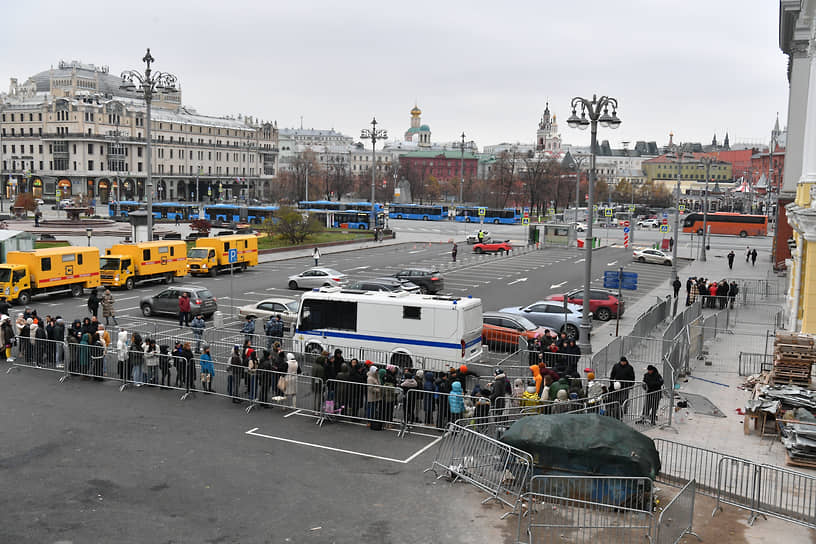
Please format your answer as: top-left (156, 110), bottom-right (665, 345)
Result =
top-left (228, 248), bottom-right (238, 264)
top-left (605, 270), bottom-right (638, 290)
top-left (521, 217), bottom-right (529, 225)
top-left (662, 213), bottom-right (668, 218)
top-left (661, 218), bottom-right (668, 225)
top-left (660, 225), bottom-right (669, 233)
top-left (628, 205), bottom-right (635, 212)
top-left (478, 207), bottom-right (486, 217)
top-left (604, 209), bottom-right (612, 217)
top-left (623, 227), bottom-right (630, 233)
top-left (679, 204), bottom-right (686, 211)
top-left (623, 220), bottom-right (630, 227)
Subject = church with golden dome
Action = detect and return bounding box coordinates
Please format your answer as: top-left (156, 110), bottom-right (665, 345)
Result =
top-left (404, 104), bottom-right (432, 148)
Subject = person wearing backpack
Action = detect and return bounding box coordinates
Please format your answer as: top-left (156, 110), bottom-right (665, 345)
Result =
top-left (264, 315), bottom-right (283, 350)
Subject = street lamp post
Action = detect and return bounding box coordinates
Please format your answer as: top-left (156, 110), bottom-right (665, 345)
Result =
top-left (668, 146), bottom-right (684, 315)
top-left (459, 132), bottom-right (466, 203)
top-left (699, 155), bottom-right (713, 262)
top-left (86, 228), bottom-right (93, 247)
top-left (567, 95), bottom-right (621, 354)
top-left (120, 48), bottom-right (178, 242)
top-left (361, 117), bottom-right (387, 230)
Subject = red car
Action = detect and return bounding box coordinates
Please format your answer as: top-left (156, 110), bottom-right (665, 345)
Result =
top-left (472, 241), bottom-right (513, 254)
top-left (545, 289), bottom-right (624, 322)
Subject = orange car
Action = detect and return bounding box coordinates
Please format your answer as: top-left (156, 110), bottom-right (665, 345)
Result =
top-left (482, 311), bottom-right (550, 352)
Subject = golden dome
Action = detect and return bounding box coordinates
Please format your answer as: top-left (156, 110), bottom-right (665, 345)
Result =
top-left (411, 105), bottom-right (422, 117)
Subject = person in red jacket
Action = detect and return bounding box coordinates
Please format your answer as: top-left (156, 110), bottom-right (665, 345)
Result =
top-left (178, 292), bottom-right (191, 327)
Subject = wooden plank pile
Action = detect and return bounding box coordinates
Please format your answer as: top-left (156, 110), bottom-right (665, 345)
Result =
top-left (773, 332), bottom-right (815, 387)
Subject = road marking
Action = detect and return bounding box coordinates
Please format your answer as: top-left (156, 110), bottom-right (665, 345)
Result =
top-left (117, 295), bottom-right (139, 301)
top-left (550, 281), bottom-right (568, 289)
top-left (408, 250), bottom-right (423, 254)
top-left (282, 409), bottom-right (302, 418)
top-left (245, 427), bottom-right (439, 464)
top-left (607, 261), bottom-right (617, 266)
top-left (346, 266), bottom-right (370, 271)
top-left (575, 258), bottom-right (585, 263)
top-left (507, 277), bottom-right (527, 286)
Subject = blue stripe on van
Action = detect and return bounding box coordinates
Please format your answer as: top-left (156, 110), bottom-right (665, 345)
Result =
top-left (295, 329), bottom-right (482, 350)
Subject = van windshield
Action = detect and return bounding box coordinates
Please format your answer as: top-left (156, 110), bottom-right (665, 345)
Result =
top-left (188, 248), bottom-right (209, 259)
top-left (99, 258), bottom-right (120, 271)
top-left (0, 267), bottom-right (11, 283)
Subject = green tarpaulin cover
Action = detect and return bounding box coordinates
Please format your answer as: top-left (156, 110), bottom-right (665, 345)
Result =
top-left (500, 413), bottom-right (661, 479)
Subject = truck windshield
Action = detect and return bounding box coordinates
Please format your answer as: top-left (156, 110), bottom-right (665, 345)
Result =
top-left (0, 267), bottom-right (11, 283)
top-left (99, 258), bottom-right (120, 271)
top-left (188, 248), bottom-right (209, 259)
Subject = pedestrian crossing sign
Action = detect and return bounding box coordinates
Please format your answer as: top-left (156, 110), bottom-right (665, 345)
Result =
top-left (679, 204), bottom-right (686, 211)
top-left (522, 217), bottom-right (529, 225)
top-left (660, 225), bottom-right (669, 233)
top-left (604, 209), bottom-right (612, 217)
top-left (628, 205), bottom-right (635, 212)
top-left (478, 207), bottom-right (486, 217)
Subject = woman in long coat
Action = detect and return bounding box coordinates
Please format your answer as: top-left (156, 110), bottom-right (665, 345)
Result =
top-left (284, 353), bottom-right (299, 409)
top-left (101, 289), bottom-right (118, 326)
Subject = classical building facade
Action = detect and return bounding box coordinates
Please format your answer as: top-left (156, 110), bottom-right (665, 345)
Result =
top-left (535, 103), bottom-right (561, 155)
top-left (0, 60), bottom-right (279, 204)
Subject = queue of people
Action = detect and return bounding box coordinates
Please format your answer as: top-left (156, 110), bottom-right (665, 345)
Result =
top-left (685, 276), bottom-right (739, 309)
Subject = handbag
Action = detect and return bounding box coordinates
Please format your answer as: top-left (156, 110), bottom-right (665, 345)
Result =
top-left (277, 376), bottom-right (287, 393)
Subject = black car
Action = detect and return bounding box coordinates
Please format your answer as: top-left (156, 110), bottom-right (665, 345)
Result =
top-left (393, 268), bottom-right (444, 294)
top-left (348, 277), bottom-right (420, 294)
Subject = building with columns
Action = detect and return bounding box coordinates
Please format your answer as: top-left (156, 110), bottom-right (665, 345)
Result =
top-left (780, 1), bottom-right (816, 332)
top-left (0, 60), bottom-right (279, 205)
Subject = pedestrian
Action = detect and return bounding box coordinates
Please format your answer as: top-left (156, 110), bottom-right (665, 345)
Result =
top-left (728, 281), bottom-right (739, 308)
top-left (640, 365), bottom-right (664, 425)
top-left (284, 352), bottom-right (299, 409)
top-left (78, 332), bottom-right (91, 376)
top-left (669, 236), bottom-right (674, 250)
top-left (313, 246), bottom-right (320, 267)
top-left (1, 315), bottom-right (14, 363)
top-left (400, 369), bottom-right (419, 424)
top-left (751, 248), bottom-right (758, 266)
top-left (246, 348), bottom-right (259, 401)
top-left (175, 214), bottom-right (180, 226)
top-left (200, 345), bottom-right (214, 392)
top-left (0, 297), bottom-right (10, 318)
top-left (182, 342), bottom-right (196, 391)
top-left (191, 313), bottom-right (205, 353)
top-left (178, 292), bottom-right (191, 327)
top-left (101, 289), bottom-right (118, 326)
top-left (129, 332), bottom-right (144, 385)
top-left (610, 356), bottom-right (635, 415)
top-left (672, 277), bottom-right (681, 298)
top-left (746, 246), bottom-right (751, 262)
top-left (451, 242), bottom-right (457, 263)
top-left (34, 206), bottom-right (42, 227)
top-left (264, 315), bottom-right (283, 351)
top-left (477, 230), bottom-right (484, 243)
top-left (448, 380), bottom-right (465, 424)
top-left (144, 338), bottom-right (158, 385)
top-left (158, 344), bottom-right (171, 387)
top-left (727, 250), bottom-right (735, 270)
top-left (87, 288), bottom-right (100, 318)
top-left (489, 367), bottom-right (509, 414)
top-left (116, 330), bottom-right (128, 381)
top-left (366, 365), bottom-right (383, 429)
top-left (241, 315), bottom-right (255, 345)
top-left (228, 345), bottom-right (243, 402)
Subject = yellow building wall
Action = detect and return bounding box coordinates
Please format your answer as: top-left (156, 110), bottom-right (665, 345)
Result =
top-left (800, 239), bottom-right (816, 333)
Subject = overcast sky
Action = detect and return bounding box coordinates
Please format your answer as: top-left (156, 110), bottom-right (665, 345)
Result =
top-left (0, 0), bottom-right (788, 150)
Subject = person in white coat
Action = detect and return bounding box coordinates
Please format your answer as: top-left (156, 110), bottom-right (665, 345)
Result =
top-left (312, 247), bottom-right (320, 267)
top-left (285, 352), bottom-right (299, 409)
top-left (117, 330), bottom-right (128, 381)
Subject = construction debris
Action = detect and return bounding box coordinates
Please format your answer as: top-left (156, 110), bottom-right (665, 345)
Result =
top-left (773, 332), bottom-right (814, 386)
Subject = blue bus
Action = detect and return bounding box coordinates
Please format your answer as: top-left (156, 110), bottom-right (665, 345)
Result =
top-left (247, 205), bottom-right (278, 224)
top-left (454, 206), bottom-right (521, 224)
top-left (306, 209), bottom-right (384, 230)
top-left (151, 202), bottom-right (199, 221)
top-left (388, 203), bottom-right (449, 221)
top-left (108, 200), bottom-right (142, 218)
top-left (203, 204), bottom-right (241, 223)
top-left (298, 200), bottom-right (383, 213)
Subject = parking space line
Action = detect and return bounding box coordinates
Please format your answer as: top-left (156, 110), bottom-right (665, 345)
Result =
top-left (282, 409), bottom-right (302, 418)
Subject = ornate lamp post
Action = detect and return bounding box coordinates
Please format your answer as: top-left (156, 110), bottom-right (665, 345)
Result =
top-left (459, 132), bottom-right (466, 203)
top-left (361, 118), bottom-right (387, 230)
top-left (120, 48), bottom-right (178, 241)
top-left (699, 155), bottom-right (714, 261)
top-left (566, 95), bottom-right (621, 354)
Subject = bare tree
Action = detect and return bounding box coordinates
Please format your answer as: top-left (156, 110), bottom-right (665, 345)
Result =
top-left (490, 149), bottom-right (520, 208)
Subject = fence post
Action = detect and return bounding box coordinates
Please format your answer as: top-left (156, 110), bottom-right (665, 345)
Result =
top-left (58, 340), bottom-right (70, 383)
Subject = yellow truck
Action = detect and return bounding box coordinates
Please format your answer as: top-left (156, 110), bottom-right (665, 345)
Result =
top-left (101, 241), bottom-right (187, 290)
top-left (187, 234), bottom-right (259, 277)
top-left (0, 246), bottom-right (101, 305)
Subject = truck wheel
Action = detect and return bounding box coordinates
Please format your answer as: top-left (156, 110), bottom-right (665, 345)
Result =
top-left (209, 268), bottom-right (217, 278)
top-left (141, 304), bottom-right (153, 317)
top-left (17, 290), bottom-right (31, 305)
top-left (70, 284), bottom-right (83, 297)
top-left (240, 262), bottom-right (248, 272)
top-left (125, 277), bottom-right (135, 290)
top-left (164, 272), bottom-right (174, 284)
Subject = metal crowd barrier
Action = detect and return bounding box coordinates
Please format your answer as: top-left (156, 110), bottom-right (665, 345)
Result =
top-left (427, 423), bottom-right (533, 515)
top-left (621, 388), bottom-right (671, 428)
top-left (738, 352), bottom-right (772, 376)
top-left (753, 464), bottom-right (816, 529)
top-left (654, 438), bottom-right (749, 497)
top-left (403, 389), bottom-right (482, 435)
top-left (655, 480), bottom-right (700, 544)
top-left (518, 475), bottom-right (655, 544)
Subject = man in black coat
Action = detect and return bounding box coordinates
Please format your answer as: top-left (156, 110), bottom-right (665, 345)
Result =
top-left (489, 368), bottom-right (508, 412)
top-left (610, 357), bottom-right (636, 415)
top-left (641, 365), bottom-right (665, 425)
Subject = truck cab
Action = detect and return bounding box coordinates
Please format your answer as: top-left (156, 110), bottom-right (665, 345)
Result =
top-left (99, 256), bottom-right (135, 289)
top-left (0, 264), bottom-right (31, 304)
top-left (187, 247), bottom-right (218, 277)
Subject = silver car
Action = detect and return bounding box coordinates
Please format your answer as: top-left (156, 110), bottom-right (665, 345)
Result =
top-left (466, 230), bottom-right (491, 244)
top-left (633, 248), bottom-right (673, 265)
top-left (498, 301), bottom-right (584, 340)
top-left (287, 267), bottom-right (348, 290)
top-left (238, 297), bottom-right (299, 332)
top-left (140, 285), bottom-right (218, 319)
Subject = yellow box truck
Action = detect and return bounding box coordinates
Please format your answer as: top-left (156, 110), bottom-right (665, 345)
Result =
top-left (0, 246), bottom-right (101, 305)
top-left (101, 241), bottom-right (187, 290)
top-left (187, 234), bottom-right (259, 277)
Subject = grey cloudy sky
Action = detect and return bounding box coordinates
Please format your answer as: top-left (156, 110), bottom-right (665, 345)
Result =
top-left (1, 0), bottom-right (787, 150)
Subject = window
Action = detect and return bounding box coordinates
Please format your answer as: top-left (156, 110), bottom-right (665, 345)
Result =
top-left (158, 246), bottom-right (168, 254)
top-left (300, 300), bottom-right (357, 331)
top-left (78, 254), bottom-right (83, 265)
top-left (41, 257), bottom-right (51, 271)
top-left (403, 306), bottom-right (421, 320)
top-left (143, 249), bottom-right (151, 261)
top-left (62, 253), bottom-right (75, 263)
top-left (88, 160), bottom-right (94, 171)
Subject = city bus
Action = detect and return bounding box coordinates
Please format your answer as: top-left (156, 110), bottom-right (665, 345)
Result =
top-left (151, 202), bottom-right (199, 221)
top-left (297, 200), bottom-right (383, 213)
top-left (305, 209), bottom-right (383, 229)
top-left (108, 200), bottom-right (142, 218)
top-left (682, 212), bottom-right (768, 237)
top-left (293, 288), bottom-right (483, 370)
top-left (246, 205), bottom-right (278, 224)
top-left (203, 204), bottom-right (241, 223)
top-left (454, 206), bottom-right (522, 224)
top-left (388, 203), bottom-right (449, 221)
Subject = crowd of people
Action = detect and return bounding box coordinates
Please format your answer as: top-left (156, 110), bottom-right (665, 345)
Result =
top-left (684, 276), bottom-right (739, 309)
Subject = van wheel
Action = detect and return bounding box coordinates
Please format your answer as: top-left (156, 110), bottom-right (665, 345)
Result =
top-left (125, 277), bottom-right (135, 290)
top-left (141, 304), bottom-right (153, 317)
top-left (240, 262), bottom-right (248, 271)
top-left (390, 352), bottom-right (412, 367)
top-left (209, 268), bottom-right (217, 278)
top-left (70, 284), bottom-right (83, 297)
top-left (164, 273), bottom-right (174, 284)
top-left (306, 343), bottom-right (322, 355)
top-left (17, 290), bottom-right (31, 305)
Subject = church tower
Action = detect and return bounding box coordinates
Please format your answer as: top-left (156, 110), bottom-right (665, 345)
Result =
top-left (536, 102), bottom-right (561, 153)
top-left (404, 104), bottom-right (431, 148)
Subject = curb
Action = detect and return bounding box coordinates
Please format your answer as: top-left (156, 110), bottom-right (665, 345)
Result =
top-left (258, 233), bottom-right (395, 256)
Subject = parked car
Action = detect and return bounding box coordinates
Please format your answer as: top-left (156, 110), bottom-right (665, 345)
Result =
top-left (238, 297), bottom-right (299, 331)
top-left (393, 267), bottom-right (444, 294)
top-left (140, 285), bottom-right (217, 319)
top-left (466, 230), bottom-right (491, 244)
top-left (637, 218), bottom-right (659, 228)
top-left (348, 277), bottom-right (421, 294)
top-left (633, 248), bottom-right (673, 266)
top-left (482, 311), bottom-right (550, 352)
top-left (574, 222), bottom-right (588, 232)
top-left (287, 267), bottom-right (348, 290)
top-left (498, 301), bottom-right (585, 340)
top-left (472, 241), bottom-right (512, 254)
top-left (545, 289), bottom-right (624, 322)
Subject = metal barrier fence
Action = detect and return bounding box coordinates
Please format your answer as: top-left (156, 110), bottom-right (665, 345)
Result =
top-left (753, 463), bottom-right (816, 529)
top-left (739, 277), bottom-right (787, 305)
top-left (662, 301), bottom-right (702, 357)
top-left (428, 423), bottom-right (533, 514)
top-left (518, 475), bottom-right (655, 544)
top-left (655, 480), bottom-right (700, 544)
top-left (738, 352), bottom-right (772, 376)
top-left (654, 438), bottom-right (748, 496)
top-left (621, 388), bottom-right (671, 428)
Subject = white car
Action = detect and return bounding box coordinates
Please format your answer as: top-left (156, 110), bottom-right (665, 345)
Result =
top-left (287, 267), bottom-right (348, 290)
top-left (466, 230), bottom-right (491, 244)
top-left (238, 297), bottom-right (299, 332)
top-left (637, 218), bottom-right (659, 228)
top-left (633, 248), bottom-right (673, 265)
top-left (575, 223), bottom-right (588, 232)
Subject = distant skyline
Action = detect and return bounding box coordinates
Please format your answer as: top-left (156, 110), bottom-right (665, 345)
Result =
top-left (0, 0), bottom-right (788, 150)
